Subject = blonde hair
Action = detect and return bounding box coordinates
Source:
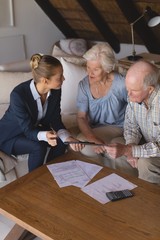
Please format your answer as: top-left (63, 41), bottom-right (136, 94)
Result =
top-left (30, 53), bottom-right (62, 82)
top-left (83, 43), bottom-right (116, 73)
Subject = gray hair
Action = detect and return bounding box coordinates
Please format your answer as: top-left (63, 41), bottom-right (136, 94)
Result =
top-left (83, 43), bottom-right (116, 73)
top-left (143, 63), bottom-right (160, 89)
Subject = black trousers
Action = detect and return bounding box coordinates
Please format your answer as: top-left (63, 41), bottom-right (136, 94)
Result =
top-left (12, 137), bottom-right (67, 172)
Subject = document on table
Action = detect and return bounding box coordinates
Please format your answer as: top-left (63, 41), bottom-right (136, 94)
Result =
top-left (47, 160), bottom-right (103, 188)
top-left (81, 173), bottom-right (137, 204)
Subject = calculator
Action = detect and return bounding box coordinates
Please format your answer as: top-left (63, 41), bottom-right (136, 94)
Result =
top-left (106, 189), bottom-right (134, 201)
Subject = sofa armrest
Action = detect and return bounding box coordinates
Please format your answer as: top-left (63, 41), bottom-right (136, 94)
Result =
top-left (0, 59), bottom-right (31, 72)
top-left (0, 71), bottom-right (32, 104)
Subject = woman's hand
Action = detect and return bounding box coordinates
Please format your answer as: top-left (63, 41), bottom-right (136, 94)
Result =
top-left (46, 131), bottom-right (57, 147)
top-left (104, 143), bottom-right (125, 158)
top-left (92, 142), bottom-right (106, 154)
top-left (87, 137), bottom-right (106, 154)
top-left (65, 137), bottom-right (85, 152)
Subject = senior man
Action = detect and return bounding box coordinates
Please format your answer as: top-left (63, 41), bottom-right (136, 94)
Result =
top-left (105, 60), bottom-right (160, 184)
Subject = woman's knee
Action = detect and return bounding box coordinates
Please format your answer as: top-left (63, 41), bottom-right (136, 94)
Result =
top-left (110, 136), bottom-right (125, 144)
top-left (93, 126), bottom-right (123, 143)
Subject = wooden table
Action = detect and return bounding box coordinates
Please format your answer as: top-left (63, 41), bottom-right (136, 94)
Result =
top-left (0, 151), bottom-right (160, 240)
top-left (118, 52), bottom-right (160, 70)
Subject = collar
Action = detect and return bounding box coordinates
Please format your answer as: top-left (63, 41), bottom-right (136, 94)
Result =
top-left (30, 80), bottom-right (51, 100)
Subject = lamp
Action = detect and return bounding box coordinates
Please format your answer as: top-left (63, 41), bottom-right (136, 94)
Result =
top-left (147, 6), bottom-right (160, 27)
top-left (148, 16), bottom-right (160, 27)
top-left (127, 7), bottom-right (160, 61)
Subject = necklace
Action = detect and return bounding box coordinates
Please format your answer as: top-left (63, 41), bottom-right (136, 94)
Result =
top-left (92, 76), bottom-right (113, 98)
top-left (95, 82), bottom-right (102, 96)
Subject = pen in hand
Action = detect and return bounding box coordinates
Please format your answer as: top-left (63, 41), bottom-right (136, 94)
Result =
top-left (47, 125), bottom-right (58, 147)
top-left (50, 125), bottom-right (58, 140)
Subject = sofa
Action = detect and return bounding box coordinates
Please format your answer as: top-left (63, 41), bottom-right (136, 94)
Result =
top-left (0, 39), bottom-right (147, 186)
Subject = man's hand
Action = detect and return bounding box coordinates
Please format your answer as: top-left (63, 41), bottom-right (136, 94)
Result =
top-left (104, 143), bottom-right (126, 158)
top-left (104, 143), bottom-right (132, 159)
top-left (127, 157), bottom-right (138, 168)
top-left (104, 143), bottom-right (139, 168)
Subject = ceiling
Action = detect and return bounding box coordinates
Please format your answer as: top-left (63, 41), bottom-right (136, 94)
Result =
top-left (34, 0), bottom-right (160, 54)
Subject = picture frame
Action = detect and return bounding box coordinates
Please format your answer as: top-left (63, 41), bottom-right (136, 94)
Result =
top-left (0, 0), bottom-right (14, 27)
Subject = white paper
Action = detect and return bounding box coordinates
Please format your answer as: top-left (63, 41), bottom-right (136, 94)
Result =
top-left (47, 160), bottom-right (103, 188)
top-left (76, 160), bottom-right (102, 180)
top-left (81, 173), bottom-right (137, 204)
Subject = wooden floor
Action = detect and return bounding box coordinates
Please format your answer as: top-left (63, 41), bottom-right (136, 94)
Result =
top-left (0, 214), bottom-right (41, 240)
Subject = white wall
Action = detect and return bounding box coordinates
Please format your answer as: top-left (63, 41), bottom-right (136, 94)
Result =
top-left (115, 43), bottom-right (148, 60)
top-left (0, 0), bottom-right (65, 64)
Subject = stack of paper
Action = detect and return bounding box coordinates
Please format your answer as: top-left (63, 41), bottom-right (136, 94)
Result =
top-left (47, 160), bottom-right (103, 188)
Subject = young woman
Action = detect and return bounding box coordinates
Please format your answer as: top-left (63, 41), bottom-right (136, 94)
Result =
top-left (0, 54), bottom-right (84, 171)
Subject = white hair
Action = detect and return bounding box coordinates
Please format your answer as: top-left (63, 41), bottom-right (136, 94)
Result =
top-left (83, 43), bottom-right (116, 73)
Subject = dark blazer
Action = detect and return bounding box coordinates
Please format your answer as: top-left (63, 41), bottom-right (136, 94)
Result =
top-left (0, 79), bottom-right (65, 154)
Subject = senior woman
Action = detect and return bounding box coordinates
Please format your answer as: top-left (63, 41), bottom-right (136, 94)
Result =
top-left (76, 43), bottom-right (128, 167)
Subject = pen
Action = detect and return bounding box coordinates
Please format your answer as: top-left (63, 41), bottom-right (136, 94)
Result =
top-left (50, 125), bottom-right (58, 139)
top-left (50, 127), bottom-right (56, 135)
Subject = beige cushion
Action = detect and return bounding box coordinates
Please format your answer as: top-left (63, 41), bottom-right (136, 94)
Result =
top-left (63, 56), bottom-right (86, 66)
top-left (52, 45), bottom-right (86, 66)
top-left (60, 57), bottom-right (87, 114)
top-left (52, 44), bottom-right (71, 58)
top-left (0, 72), bottom-right (32, 104)
top-left (0, 151), bottom-right (17, 174)
top-left (59, 38), bottom-right (87, 56)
